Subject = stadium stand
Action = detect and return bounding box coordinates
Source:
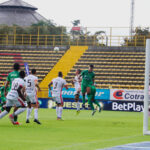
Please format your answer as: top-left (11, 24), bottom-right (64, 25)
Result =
top-left (65, 46), bottom-right (145, 89)
top-left (39, 46), bottom-right (88, 98)
top-left (0, 47), bottom-right (68, 87)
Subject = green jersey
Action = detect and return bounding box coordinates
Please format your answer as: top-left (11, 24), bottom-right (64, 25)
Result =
top-left (0, 86), bottom-right (6, 103)
top-left (81, 70), bottom-right (95, 85)
top-left (7, 71), bottom-right (19, 90)
top-left (0, 86), bottom-right (5, 98)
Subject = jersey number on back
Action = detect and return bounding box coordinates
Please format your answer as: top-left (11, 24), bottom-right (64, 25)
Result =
top-left (27, 79), bottom-right (32, 87)
top-left (54, 82), bottom-right (58, 89)
top-left (12, 82), bottom-right (19, 90)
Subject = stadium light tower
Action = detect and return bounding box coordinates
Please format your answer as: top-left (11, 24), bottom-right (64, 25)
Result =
top-left (130, 0), bottom-right (135, 37)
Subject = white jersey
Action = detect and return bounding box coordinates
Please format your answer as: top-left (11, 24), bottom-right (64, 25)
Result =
top-left (74, 75), bottom-right (81, 91)
top-left (52, 77), bottom-right (67, 97)
top-left (6, 78), bottom-right (25, 100)
top-left (25, 74), bottom-right (38, 96)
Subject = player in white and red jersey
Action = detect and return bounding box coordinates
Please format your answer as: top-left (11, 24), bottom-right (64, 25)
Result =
top-left (0, 71), bottom-right (26, 124)
top-left (72, 69), bottom-right (82, 114)
top-left (25, 69), bottom-right (41, 124)
top-left (48, 72), bottom-right (68, 120)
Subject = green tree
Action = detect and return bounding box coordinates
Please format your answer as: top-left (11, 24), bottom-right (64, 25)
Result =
top-left (124, 27), bottom-right (150, 47)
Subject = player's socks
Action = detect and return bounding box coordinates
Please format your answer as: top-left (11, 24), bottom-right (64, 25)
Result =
top-left (30, 107), bottom-right (33, 114)
top-left (87, 94), bottom-right (94, 111)
top-left (34, 108), bottom-right (38, 120)
top-left (14, 115), bottom-right (18, 122)
top-left (14, 108), bottom-right (26, 116)
top-left (9, 114), bottom-right (14, 124)
top-left (0, 110), bottom-right (8, 118)
top-left (33, 108), bottom-right (41, 124)
top-left (26, 108), bottom-right (31, 120)
top-left (56, 106), bottom-right (59, 118)
top-left (76, 102), bottom-right (80, 111)
top-left (1, 107), bottom-right (5, 112)
top-left (59, 107), bottom-right (63, 118)
top-left (93, 101), bottom-right (101, 112)
top-left (82, 95), bottom-right (86, 105)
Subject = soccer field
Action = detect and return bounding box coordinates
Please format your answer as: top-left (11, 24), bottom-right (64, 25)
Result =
top-left (0, 109), bottom-right (149, 150)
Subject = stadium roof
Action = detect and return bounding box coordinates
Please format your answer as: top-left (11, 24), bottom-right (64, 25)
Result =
top-left (0, 0), bottom-right (37, 10)
top-left (0, 0), bottom-right (47, 26)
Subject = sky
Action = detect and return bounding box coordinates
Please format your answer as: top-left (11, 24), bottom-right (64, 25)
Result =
top-left (12, 0), bottom-right (150, 28)
top-left (0, 0), bottom-right (149, 35)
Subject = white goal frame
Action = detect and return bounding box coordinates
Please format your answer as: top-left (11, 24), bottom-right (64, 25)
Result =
top-left (143, 39), bottom-right (150, 135)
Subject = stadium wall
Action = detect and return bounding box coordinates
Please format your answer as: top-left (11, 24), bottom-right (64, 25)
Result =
top-left (0, 45), bottom-right (69, 50)
top-left (88, 46), bottom-right (144, 51)
top-left (36, 88), bottom-right (145, 112)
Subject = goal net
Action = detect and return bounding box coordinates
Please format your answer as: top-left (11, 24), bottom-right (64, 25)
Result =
top-left (143, 39), bottom-right (150, 135)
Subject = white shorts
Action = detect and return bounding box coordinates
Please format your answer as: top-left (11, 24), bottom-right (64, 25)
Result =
top-left (26, 94), bottom-right (39, 104)
top-left (52, 95), bottom-right (63, 104)
top-left (6, 98), bottom-right (25, 107)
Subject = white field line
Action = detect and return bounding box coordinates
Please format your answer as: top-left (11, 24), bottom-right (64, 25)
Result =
top-left (46, 134), bottom-right (142, 150)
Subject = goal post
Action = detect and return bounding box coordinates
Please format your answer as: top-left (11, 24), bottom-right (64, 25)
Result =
top-left (143, 39), bottom-right (150, 135)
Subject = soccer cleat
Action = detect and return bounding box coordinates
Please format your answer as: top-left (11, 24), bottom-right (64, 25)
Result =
top-left (26, 119), bottom-right (30, 123)
top-left (9, 114), bottom-right (14, 124)
top-left (13, 121), bottom-right (20, 125)
top-left (76, 110), bottom-right (80, 115)
top-left (92, 110), bottom-right (96, 116)
top-left (57, 117), bottom-right (64, 121)
top-left (34, 119), bottom-right (41, 124)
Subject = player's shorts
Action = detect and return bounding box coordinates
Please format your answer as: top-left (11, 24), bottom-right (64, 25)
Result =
top-left (88, 85), bottom-right (96, 95)
top-left (26, 94), bottom-right (39, 105)
top-left (6, 98), bottom-right (26, 107)
top-left (52, 95), bottom-right (63, 105)
top-left (81, 82), bottom-right (92, 94)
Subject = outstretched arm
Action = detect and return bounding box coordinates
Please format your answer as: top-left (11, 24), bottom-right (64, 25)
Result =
top-left (48, 82), bottom-right (53, 90)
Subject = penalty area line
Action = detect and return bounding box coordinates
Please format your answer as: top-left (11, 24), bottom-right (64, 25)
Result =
top-left (46, 134), bottom-right (142, 150)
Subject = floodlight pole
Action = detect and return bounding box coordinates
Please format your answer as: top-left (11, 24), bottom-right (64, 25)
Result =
top-left (130, 0), bottom-right (135, 37)
top-left (143, 39), bottom-right (150, 135)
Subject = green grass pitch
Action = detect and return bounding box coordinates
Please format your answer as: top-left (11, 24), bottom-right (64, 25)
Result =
top-left (0, 109), bottom-right (149, 150)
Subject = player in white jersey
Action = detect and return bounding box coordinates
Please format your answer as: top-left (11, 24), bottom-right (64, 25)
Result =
top-left (0, 71), bottom-right (26, 125)
top-left (49, 72), bottom-right (68, 120)
top-left (25, 69), bottom-right (41, 124)
top-left (72, 69), bottom-right (82, 114)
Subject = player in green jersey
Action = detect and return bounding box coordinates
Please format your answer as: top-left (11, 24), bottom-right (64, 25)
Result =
top-left (5, 63), bottom-right (20, 125)
top-left (5, 63), bottom-right (20, 93)
top-left (81, 64), bottom-right (101, 115)
top-left (81, 64), bottom-right (95, 108)
top-left (0, 86), bottom-right (6, 113)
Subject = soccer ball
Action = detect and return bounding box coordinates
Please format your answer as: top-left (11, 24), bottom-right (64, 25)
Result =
top-left (54, 47), bottom-right (60, 53)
